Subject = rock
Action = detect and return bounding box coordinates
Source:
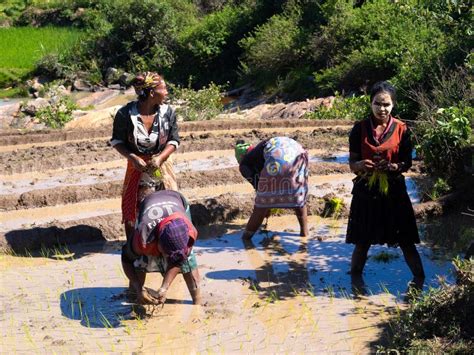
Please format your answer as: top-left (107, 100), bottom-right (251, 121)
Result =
top-left (105, 67), bottom-right (122, 85)
top-left (21, 98), bottom-right (49, 116)
top-left (64, 105), bottom-right (121, 130)
top-left (72, 79), bottom-right (92, 92)
top-left (118, 72), bottom-right (134, 87)
top-left (0, 101), bottom-right (22, 129)
top-left (74, 89), bottom-right (120, 108)
top-left (107, 84), bottom-right (122, 90)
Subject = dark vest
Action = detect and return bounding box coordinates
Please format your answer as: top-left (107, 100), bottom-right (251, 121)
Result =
top-left (360, 117), bottom-right (406, 163)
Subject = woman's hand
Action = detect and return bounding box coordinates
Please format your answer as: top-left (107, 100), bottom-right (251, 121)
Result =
top-left (150, 154), bottom-right (164, 169)
top-left (376, 160), bottom-right (398, 172)
top-left (156, 287), bottom-right (167, 304)
top-left (355, 159), bottom-right (375, 173)
top-left (128, 153), bottom-right (147, 172)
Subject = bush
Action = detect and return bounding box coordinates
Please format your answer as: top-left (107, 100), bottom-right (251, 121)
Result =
top-left (310, 0), bottom-right (447, 95)
top-left (173, 2), bottom-right (256, 86)
top-left (169, 81), bottom-right (223, 121)
top-left (425, 177), bottom-right (451, 201)
top-left (416, 106), bottom-right (471, 183)
top-left (384, 257), bottom-right (474, 353)
top-left (305, 93), bottom-right (370, 121)
top-left (36, 87), bottom-right (77, 128)
top-left (239, 9), bottom-right (303, 86)
top-left (64, 0), bottom-right (194, 77)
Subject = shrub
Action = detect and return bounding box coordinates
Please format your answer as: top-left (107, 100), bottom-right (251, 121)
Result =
top-left (173, 2), bottom-right (256, 86)
top-left (384, 257), bottom-right (474, 353)
top-left (239, 9), bottom-right (303, 86)
top-left (425, 177), bottom-right (451, 201)
top-left (36, 87), bottom-right (77, 128)
top-left (310, 0), bottom-right (447, 95)
top-left (66, 0), bottom-right (192, 76)
top-left (416, 106), bottom-right (471, 182)
top-left (305, 93), bottom-right (370, 121)
top-left (169, 81), bottom-right (223, 121)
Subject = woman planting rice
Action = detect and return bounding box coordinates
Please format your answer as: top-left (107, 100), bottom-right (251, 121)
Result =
top-left (236, 136), bottom-right (309, 240)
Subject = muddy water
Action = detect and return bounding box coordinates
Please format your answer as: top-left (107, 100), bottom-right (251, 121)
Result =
top-left (0, 214), bottom-right (454, 353)
top-left (0, 149), bottom-right (342, 195)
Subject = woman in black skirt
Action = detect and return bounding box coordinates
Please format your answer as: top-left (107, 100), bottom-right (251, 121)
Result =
top-left (346, 81), bottom-right (425, 289)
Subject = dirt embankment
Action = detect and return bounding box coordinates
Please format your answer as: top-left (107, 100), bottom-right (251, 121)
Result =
top-left (0, 128), bottom-right (349, 174)
top-left (0, 119), bottom-right (352, 146)
top-left (0, 194), bottom-right (338, 253)
top-left (0, 163), bottom-right (350, 211)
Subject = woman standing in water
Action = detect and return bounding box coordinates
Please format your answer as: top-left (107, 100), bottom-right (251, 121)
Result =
top-left (236, 136), bottom-right (309, 240)
top-left (346, 81), bottom-right (425, 289)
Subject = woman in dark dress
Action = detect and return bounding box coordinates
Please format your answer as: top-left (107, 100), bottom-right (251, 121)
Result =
top-left (346, 81), bottom-right (425, 289)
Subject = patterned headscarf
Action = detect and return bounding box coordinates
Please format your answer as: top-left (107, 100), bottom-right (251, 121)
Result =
top-left (158, 218), bottom-right (190, 266)
top-left (132, 71), bottom-right (164, 97)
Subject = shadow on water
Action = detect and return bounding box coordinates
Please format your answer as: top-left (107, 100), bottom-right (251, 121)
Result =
top-left (60, 287), bottom-right (130, 328)
top-left (203, 225), bottom-right (455, 301)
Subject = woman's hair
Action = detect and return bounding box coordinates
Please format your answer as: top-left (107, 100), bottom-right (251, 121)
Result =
top-left (370, 81), bottom-right (397, 105)
top-left (132, 71), bottom-right (163, 101)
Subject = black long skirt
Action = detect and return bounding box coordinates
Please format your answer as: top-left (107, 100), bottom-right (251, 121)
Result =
top-left (346, 174), bottom-right (420, 246)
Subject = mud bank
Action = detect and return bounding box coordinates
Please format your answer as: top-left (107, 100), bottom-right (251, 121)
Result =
top-left (0, 162), bottom-right (350, 211)
top-left (0, 119), bottom-right (352, 146)
top-left (0, 128), bottom-right (348, 174)
top-left (0, 194), bottom-right (340, 252)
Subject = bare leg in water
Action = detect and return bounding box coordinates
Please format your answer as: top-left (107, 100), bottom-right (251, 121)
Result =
top-left (183, 268), bottom-right (201, 305)
top-left (400, 243), bottom-right (425, 290)
top-left (242, 207), bottom-right (268, 240)
top-left (122, 221), bottom-right (159, 304)
top-left (295, 205), bottom-right (309, 237)
top-left (350, 243), bottom-right (370, 295)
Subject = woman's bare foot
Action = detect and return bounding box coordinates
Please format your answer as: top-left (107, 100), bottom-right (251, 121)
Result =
top-left (190, 287), bottom-right (201, 305)
top-left (242, 230), bottom-right (255, 240)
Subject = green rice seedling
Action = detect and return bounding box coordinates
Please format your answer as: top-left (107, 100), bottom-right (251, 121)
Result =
top-left (371, 251), bottom-right (400, 263)
top-left (40, 245), bottom-right (51, 258)
top-left (77, 297), bottom-right (84, 319)
top-left (22, 323), bottom-right (35, 347)
top-left (99, 311), bottom-right (113, 329)
top-left (265, 290), bottom-right (278, 304)
top-left (306, 286), bottom-right (316, 299)
top-left (325, 285), bottom-right (335, 300)
top-left (82, 270), bottom-right (90, 283)
top-left (96, 341), bottom-right (105, 352)
top-left (84, 312), bottom-right (91, 328)
top-left (136, 315), bottom-right (145, 331)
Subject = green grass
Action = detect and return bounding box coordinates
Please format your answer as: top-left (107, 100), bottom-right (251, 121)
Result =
top-left (0, 26), bottom-right (83, 86)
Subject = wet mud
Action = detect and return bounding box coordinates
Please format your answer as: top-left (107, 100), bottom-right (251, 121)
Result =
top-left (0, 194), bottom-right (338, 252)
top-left (0, 162), bottom-right (350, 211)
top-left (0, 119), bottom-right (351, 146)
top-left (0, 128), bottom-right (349, 174)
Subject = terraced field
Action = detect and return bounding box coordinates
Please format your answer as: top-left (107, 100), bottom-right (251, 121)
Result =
top-left (0, 116), bottom-right (453, 353)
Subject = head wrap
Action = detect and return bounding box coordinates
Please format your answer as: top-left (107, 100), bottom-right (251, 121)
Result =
top-left (158, 217), bottom-right (190, 266)
top-left (235, 142), bottom-right (251, 164)
top-left (132, 71), bottom-right (164, 97)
